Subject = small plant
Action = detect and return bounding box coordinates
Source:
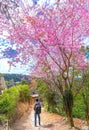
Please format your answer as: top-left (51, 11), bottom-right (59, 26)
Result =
top-left (0, 115), bottom-right (7, 125)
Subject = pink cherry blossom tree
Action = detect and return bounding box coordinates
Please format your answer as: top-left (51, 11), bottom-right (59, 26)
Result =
top-left (1, 0), bottom-right (89, 127)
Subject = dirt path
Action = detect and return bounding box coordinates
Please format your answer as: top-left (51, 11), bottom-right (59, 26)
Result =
top-left (13, 108), bottom-right (51, 130)
top-left (13, 107), bottom-right (87, 130)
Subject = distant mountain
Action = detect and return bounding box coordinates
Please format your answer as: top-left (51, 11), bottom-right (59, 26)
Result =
top-left (3, 74), bottom-right (29, 82)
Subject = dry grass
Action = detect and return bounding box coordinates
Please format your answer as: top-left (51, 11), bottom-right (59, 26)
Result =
top-left (41, 110), bottom-right (84, 130)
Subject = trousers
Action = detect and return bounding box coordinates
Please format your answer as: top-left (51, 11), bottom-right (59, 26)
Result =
top-left (34, 113), bottom-right (40, 126)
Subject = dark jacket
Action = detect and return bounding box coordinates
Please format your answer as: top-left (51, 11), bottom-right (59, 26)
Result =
top-left (34, 102), bottom-right (41, 114)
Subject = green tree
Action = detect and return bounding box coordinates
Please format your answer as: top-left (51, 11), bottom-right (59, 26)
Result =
top-left (82, 71), bottom-right (89, 126)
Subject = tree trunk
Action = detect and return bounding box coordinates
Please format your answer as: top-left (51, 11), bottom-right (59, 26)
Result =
top-left (63, 89), bottom-right (74, 127)
top-left (67, 114), bottom-right (74, 127)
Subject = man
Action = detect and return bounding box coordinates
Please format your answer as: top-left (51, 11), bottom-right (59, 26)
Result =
top-left (34, 98), bottom-right (41, 127)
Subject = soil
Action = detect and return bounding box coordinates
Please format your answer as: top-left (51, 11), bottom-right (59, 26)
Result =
top-left (12, 104), bottom-right (86, 130)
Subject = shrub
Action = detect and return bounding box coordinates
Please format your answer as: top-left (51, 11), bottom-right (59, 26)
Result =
top-left (0, 84), bottom-right (31, 125)
top-left (73, 92), bottom-right (85, 119)
top-left (36, 79), bottom-right (63, 114)
top-left (0, 87), bottom-right (19, 116)
top-left (17, 84), bottom-right (31, 102)
top-left (0, 115), bottom-right (7, 125)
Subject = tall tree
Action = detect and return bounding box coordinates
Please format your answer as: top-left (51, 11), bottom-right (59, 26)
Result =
top-left (0, 0), bottom-right (89, 127)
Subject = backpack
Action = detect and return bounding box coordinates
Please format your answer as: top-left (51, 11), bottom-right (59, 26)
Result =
top-left (35, 103), bottom-right (41, 114)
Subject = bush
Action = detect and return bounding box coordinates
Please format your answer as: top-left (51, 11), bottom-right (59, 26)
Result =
top-left (0, 115), bottom-right (7, 125)
top-left (17, 84), bottom-right (31, 102)
top-left (0, 87), bottom-right (19, 116)
top-left (0, 84), bottom-right (31, 125)
top-left (36, 79), bottom-right (86, 119)
top-left (36, 79), bottom-right (63, 114)
top-left (73, 92), bottom-right (85, 119)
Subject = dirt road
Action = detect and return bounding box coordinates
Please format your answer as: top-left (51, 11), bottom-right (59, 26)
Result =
top-left (13, 107), bottom-right (85, 130)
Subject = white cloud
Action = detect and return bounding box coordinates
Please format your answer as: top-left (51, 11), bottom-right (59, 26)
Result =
top-left (84, 37), bottom-right (89, 46)
top-left (0, 58), bottom-right (29, 75)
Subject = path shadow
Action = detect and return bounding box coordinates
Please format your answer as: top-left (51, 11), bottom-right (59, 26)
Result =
top-left (41, 123), bottom-right (54, 128)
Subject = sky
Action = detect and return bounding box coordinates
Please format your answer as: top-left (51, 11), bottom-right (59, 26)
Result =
top-left (0, 58), bottom-right (30, 75)
top-left (0, 37), bottom-right (30, 75)
top-left (0, 0), bottom-right (41, 75)
top-left (0, 0), bottom-right (89, 75)
top-left (0, 0), bottom-right (55, 75)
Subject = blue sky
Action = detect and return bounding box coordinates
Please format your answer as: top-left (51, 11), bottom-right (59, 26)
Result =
top-left (0, 0), bottom-right (89, 75)
top-left (0, 0), bottom-right (56, 75)
top-left (0, 0), bottom-right (39, 75)
top-left (0, 37), bottom-right (29, 75)
top-left (0, 36), bottom-right (36, 75)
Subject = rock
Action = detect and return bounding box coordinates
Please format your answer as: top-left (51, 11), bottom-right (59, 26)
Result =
top-left (62, 117), bottom-right (66, 121)
top-left (72, 127), bottom-right (77, 130)
top-left (82, 126), bottom-right (89, 130)
top-left (82, 121), bottom-right (86, 124)
top-left (71, 127), bottom-right (79, 130)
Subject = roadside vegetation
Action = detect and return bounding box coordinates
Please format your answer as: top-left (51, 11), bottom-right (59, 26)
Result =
top-left (36, 76), bottom-right (89, 126)
top-left (0, 83), bottom-right (31, 126)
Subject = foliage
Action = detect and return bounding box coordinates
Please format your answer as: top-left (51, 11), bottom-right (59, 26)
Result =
top-left (36, 79), bottom-right (63, 114)
top-left (4, 74), bottom-right (29, 83)
top-left (21, 79), bottom-right (28, 85)
top-left (0, 115), bottom-right (7, 125)
top-left (17, 84), bottom-right (31, 102)
top-left (73, 91), bottom-right (85, 119)
top-left (0, 74), bottom-right (4, 77)
top-left (36, 79), bottom-right (47, 97)
top-left (37, 79), bottom-right (87, 120)
top-left (0, 83), bottom-right (30, 124)
top-left (0, 87), bottom-right (19, 116)
top-left (1, 1), bottom-right (89, 75)
top-left (1, 0), bottom-right (89, 127)
top-left (82, 71), bottom-right (89, 125)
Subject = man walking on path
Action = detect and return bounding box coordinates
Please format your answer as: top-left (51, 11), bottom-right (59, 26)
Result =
top-left (34, 98), bottom-right (41, 127)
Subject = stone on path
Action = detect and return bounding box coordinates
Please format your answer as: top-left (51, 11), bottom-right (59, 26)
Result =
top-left (82, 126), bottom-right (89, 130)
